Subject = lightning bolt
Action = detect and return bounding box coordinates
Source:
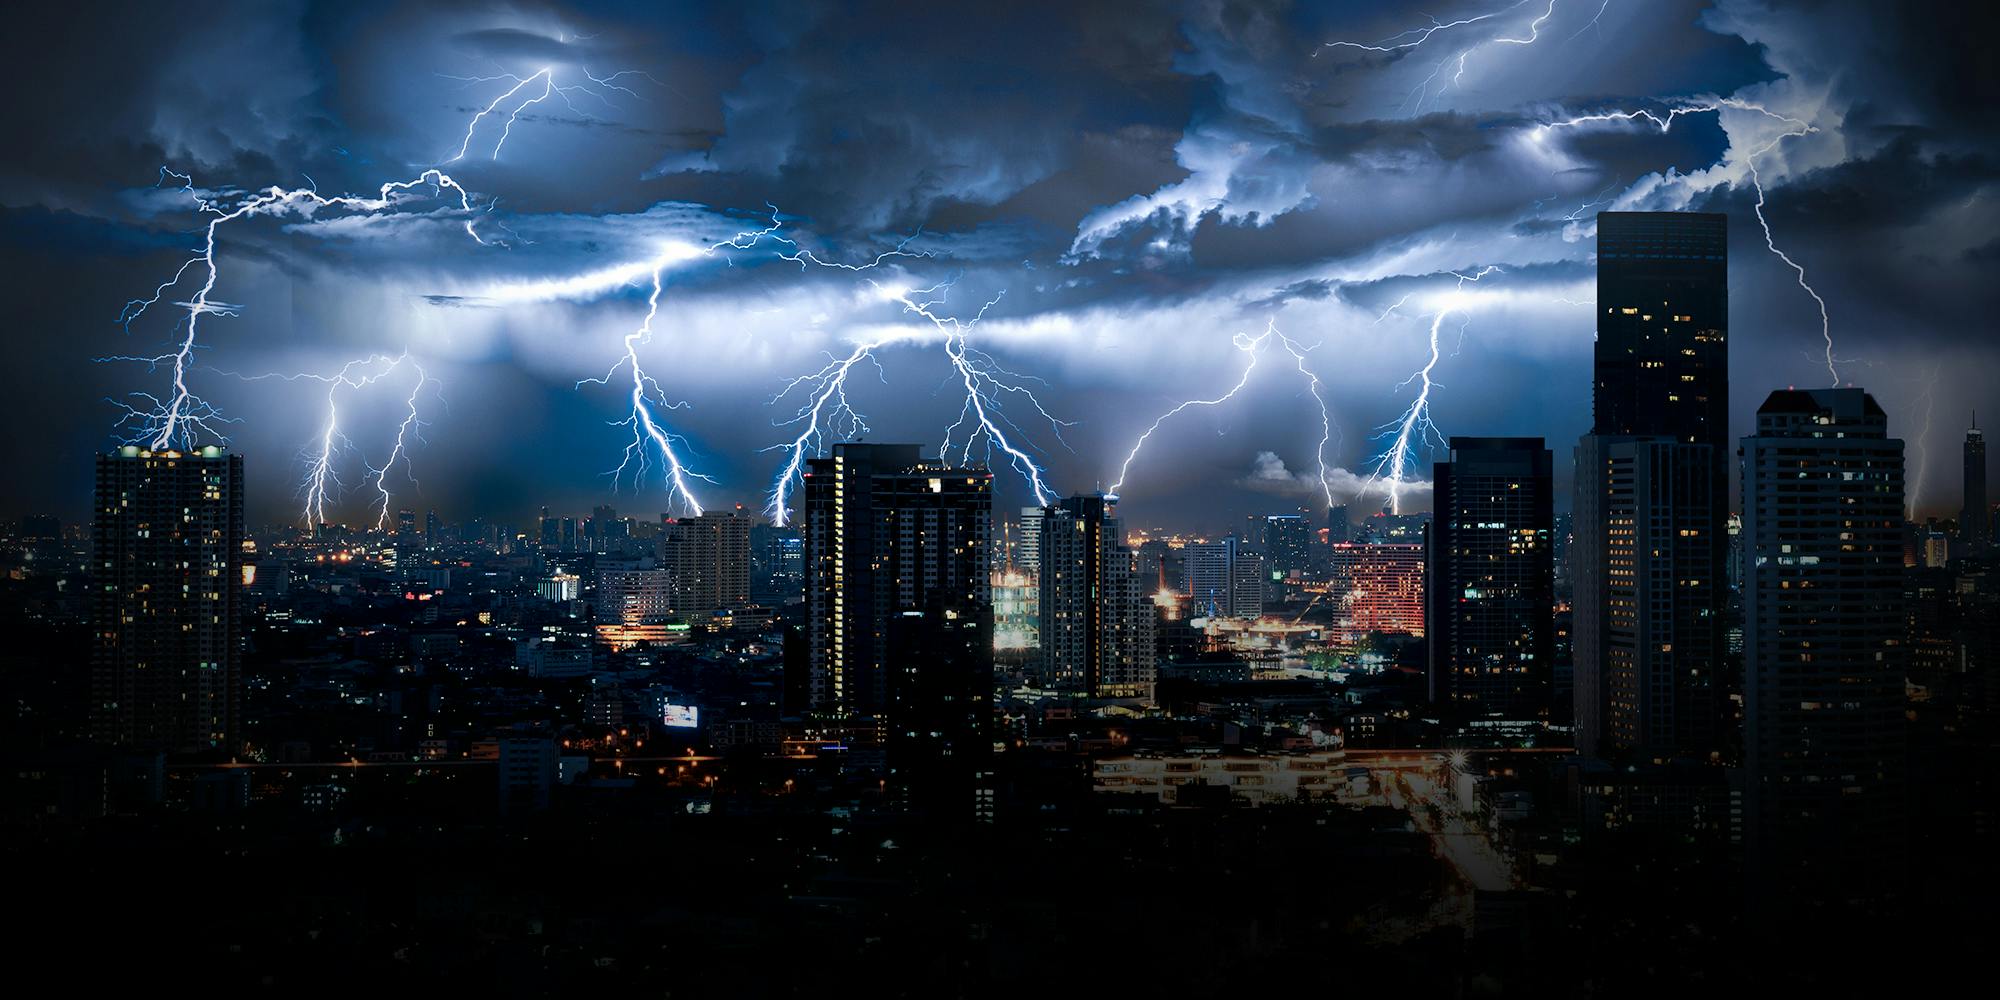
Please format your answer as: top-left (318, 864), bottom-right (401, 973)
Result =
top-left (1108, 319), bottom-right (1340, 510)
top-left (1908, 362), bottom-right (1941, 518)
top-left (1110, 326), bottom-right (1270, 496)
top-left (108, 66), bottom-right (655, 456)
top-left (763, 337), bottom-right (894, 524)
top-left (762, 277), bottom-right (1069, 524)
top-left (1320, 0), bottom-right (1563, 114)
top-left (1532, 98), bottom-right (1835, 382)
top-left (570, 213), bottom-right (930, 520)
top-left (368, 360), bottom-right (433, 531)
top-left (109, 169), bottom-right (485, 454)
top-left (220, 353), bottom-right (430, 526)
top-left (904, 282), bottom-right (1066, 507)
top-left (1366, 266), bottom-right (1502, 512)
top-left (1274, 329), bottom-right (1340, 512)
top-left (441, 66), bottom-right (659, 162)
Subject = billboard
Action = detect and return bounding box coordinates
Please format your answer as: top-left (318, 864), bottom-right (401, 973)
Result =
top-left (663, 703), bottom-right (699, 729)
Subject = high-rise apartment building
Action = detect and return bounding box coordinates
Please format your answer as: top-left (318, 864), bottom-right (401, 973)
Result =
top-left (659, 510), bottom-right (753, 617)
top-left (1741, 388), bottom-right (1906, 896)
top-left (1427, 437), bottom-right (1554, 725)
top-left (802, 444), bottom-right (992, 725)
top-left (1039, 494), bottom-right (1155, 698)
top-left (91, 444), bottom-right (245, 754)
top-left (1180, 535), bottom-right (1263, 618)
top-left (801, 444), bottom-right (994, 818)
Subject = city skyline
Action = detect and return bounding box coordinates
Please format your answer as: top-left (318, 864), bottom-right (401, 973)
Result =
top-left (4, 4), bottom-right (1997, 990)
top-left (1, 2), bottom-right (1994, 529)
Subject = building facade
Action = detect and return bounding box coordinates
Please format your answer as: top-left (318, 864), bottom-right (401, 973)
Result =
top-left (1427, 437), bottom-right (1555, 726)
top-left (1575, 211), bottom-right (1731, 762)
top-left (659, 510), bottom-right (753, 617)
top-left (91, 444), bottom-right (245, 754)
top-left (1038, 494), bottom-right (1155, 698)
top-left (1741, 388), bottom-right (1906, 897)
top-left (1330, 542), bottom-right (1425, 640)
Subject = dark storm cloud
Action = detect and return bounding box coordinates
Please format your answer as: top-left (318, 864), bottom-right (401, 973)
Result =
top-left (0, 0), bottom-right (1994, 526)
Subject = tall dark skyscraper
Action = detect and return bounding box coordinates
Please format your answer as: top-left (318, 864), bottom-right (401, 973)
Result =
top-left (1964, 417), bottom-right (1989, 556)
top-left (802, 444), bottom-right (993, 816)
top-left (91, 444), bottom-right (245, 754)
top-left (1590, 212), bottom-right (1729, 450)
top-left (1574, 211), bottom-right (1730, 761)
top-left (1038, 494), bottom-right (1154, 698)
top-left (1741, 388), bottom-right (1906, 897)
top-left (1427, 437), bottom-right (1555, 729)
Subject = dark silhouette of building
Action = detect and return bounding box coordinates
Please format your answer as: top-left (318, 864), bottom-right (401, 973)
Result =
top-left (1964, 416), bottom-right (1989, 557)
top-left (1575, 211), bottom-right (1730, 761)
top-left (1427, 437), bottom-right (1555, 729)
top-left (91, 444), bottom-right (244, 754)
top-left (1038, 494), bottom-right (1153, 698)
top-left (1741, 388), bottom-right (1906, 900)
top-left (801, 444), bottom-right (993, 816)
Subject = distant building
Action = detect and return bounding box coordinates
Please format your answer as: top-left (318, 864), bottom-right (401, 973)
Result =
top-left (595, 568), bottom-right (674, 626)
top-left (1330, 542), bottom-right (1425, 640)
top-left (1261, 513), bottom-right (1316, 580)
top-left (1182, 536), bottom-right (1263, 618)
top-left (497, 735), bottom-right (557, 814)
top-left (1963, 418), bottom-right (1989, 556)
top-left (91, 444), bottom-right (244, 755)
top-left (659, 510), bottom-right (753, 617)
top-left (1183, 537), bottom-right (1236, 617)
top-left (537, 570), bottom-right (581, 604)
top-left (1742, 388), bottom-right (1906, 898)
top-left (1427, 437), bottom-right (1554, 727)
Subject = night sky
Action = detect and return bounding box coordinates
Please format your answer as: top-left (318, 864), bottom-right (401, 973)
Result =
top-left (3, 0), bottom-right (1995, 531)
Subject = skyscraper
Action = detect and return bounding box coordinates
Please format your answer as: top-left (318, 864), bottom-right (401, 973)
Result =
top-left (1963, 417), bottom-right (1989, 557)
top-left (1573, 437), bottom-right (1719, 759)
top-left (91, 444), bottom-right (245, 754)
top-left (1590, 212), bottom-right (1729, 455)
top-left (802, 444), bottom-right (992, 732)
top-left (1574, 211), bottom-right (1730, 761)
top-left (1039, 494), bottom-right (1155, 698)
top-left (659, 510), bottom-right (753, 617)
top-left (1741, 388), bottom-right (1906, 897)
top-left (1427, 437), bottom-right (1554, 727)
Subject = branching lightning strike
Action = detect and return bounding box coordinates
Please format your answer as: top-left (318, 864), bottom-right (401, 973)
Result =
top-left (1533, 98), bottom-right (1838, 384)
top-left (1366, 266), bottom-right (1502, 513)
top-left (112, 66), bottom-right (648, 524)
top-left (1108, 319), bottom-right (1340, 512)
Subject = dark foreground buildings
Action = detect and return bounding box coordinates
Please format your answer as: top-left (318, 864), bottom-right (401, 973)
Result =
top-left (1574, 211), bottom-right (1730, 762)
top-left (801, 443), bottom-right (994, 819)
top-left (89, 444), bottom-right (244, 754)
top-left (1426, 436), bottom-right (1555, 733)
top-left (1741, 388), bottom-right (1907, 900)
